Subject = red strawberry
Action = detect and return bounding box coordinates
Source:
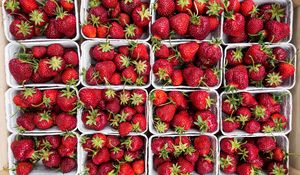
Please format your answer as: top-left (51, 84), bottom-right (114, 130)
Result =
top-left (220, 138), bottom-right (241, 154)
top-left (131, 114), bottom-right (146, 132)
top-left (169, 13), bottom-right (190, 36)
top-left (227, 0), bottom-right (240, 12)
top-left (189, 91), bottom-right (212, 110)
top-left (118, 13), bottom-right (131, 27)
top-left (240, 0), bottom-right (255, 17)
top-left (119, 122), bottom-right (133, 136)
top-left (44, 135), bottom-right (61, 149)
top-left (82, 109), bottom-right (108, 130)
top-left (278, 62), bottom-right (295, 80)
top-left (82, 24), bottom-right (96, 38)
top-left (60, 0), bottom-right (74, 11)
top-left (203, 68), bottom-right (219, 87)
top-left (154, 44), bottom-right (169, 59)
top-left (109, 22), bottom-right (125, 39)
top-left (16, 113), bottom-right (35, 131)
top-left (63, 50), bottom-right (79, 67)
top-left (257, 137), bottom-right (276, 153)
top-left (56, 87), bottom-right (78, 112)
top-left (55, 13), bottom-right (76, 38)
top-left (11, 139), bottom-right (36, 161)
top-left (171, 111), bottom-right (192, 134)
top-left (44, 0), bottom-right (57, 16)
top-left (170, 70), bottom-right (183, 86)
top-left (130, 43), bottom-right (149, 60)
top-left (240, 142), bottom-right (259, 162)
top-left (225, 65), bottom-right (249, 89)
top-left (247, 17), bottom-right (263, 36)
top-left (110, 147), bottom-right (124, 161)
top-left (273, 47), bottom-right (288, 61)
top-left (61, 133), bottom-right (77, 149)
top-left (156, 104), bottom-right (176, 122)
top-left (226, 48), bottom-right (243, 66)
top-left (151, 90), bottom-right (168, 106)
top-left (84, 161), bottom-right (97, 175)
top-left (194, 110), bottom-right (217, 132)
top-left (98, 162), bottom-right (114, 175)
top-left (220, 153), bottom-right (237, 174)
top-left (80, 88), bottom-right (102, 109)
top-left (153, 59), bottom-right (173, 81)
top-left (271, 113), bottom-right (287, 131)
top-left (196, 157), bottom-right (214, 174)
top-left (119, 163), bottom-right (135, 175)
top-left (264, 72), bottom-right (283, 87)
top-left (10, 19), bottom-right (34, 40)
top-left (236, 107), bottom-right (251, 125)
top-left (244, 120), bottom-right (261, 134)
top-left (223, 13), bottom-right (245, 37)
top-left (56, 113), bottom-right (77, 131)
top-left (229, 32), bottom-right (248, 43)
top-left (222, 118), bottom-right (240, 132)
top-left (97, 25), bottom-right (109, 38)
top-left (32, 46), bottom-right (46, 59)
top-left (198, 41), bottom-right (221, 67)
top-left (156, 0), bottom-right (175, 17)
top-left (267, 162), bottom-right (288, 175)
top-left (45, 19), bottom-right (64, 38)
top-left (240, 92), bottom-right (257, 107)
top-left (89, 5), bottom-right (108, 23)
top-left (194, 135), bottom-right (211, 156)
top-left (176, 0), bottom-right (192, 12)
top-left (151, 17), bottom-right (170, 39)
top-left (29, 9), bottom-right (48, 27)
top-left (178, 42), bottom-right (199, 63)
top-left (16, 161), bottom-right (33, 175)
top-left (120, 0), bottom-right (141, 14)
top-left (252, 105), bottom-right (270, 122)
top-left (183, 66), bottom-right (204, 87)
top-left (61, 68), bottom-right (78, 85)
top-left (60, 157), bottom-right (77, 173)
top-left (249, 64), bottom-right (266, 81)
top-left (102, 0), bottom-right (118, 8)
top-left (90, 43), bottom-right (115, 61)
top-left (85, 66), bottom-right (101, 85)
top-left (95, 61), bottom-right (116, 82)
top-left (273, 147), bottom-right (285, 162)
top-left (41, 150), bottom-right (61, 168)
top-left (132, 159), bottom-right (145, 175)
top-left (244, 44), bottom-right (270, 65)
top-left (92, 148), bottom-right (110, 165)
top-left (168, 91), bottom-right (187, 109)
top-left (177, 157), bottom-right (193, 174)
top-left (37, 57), bottom-right (65, 78)
top-left (265, 21), bottom-right (290, 43)
top-left (33, 111), bottom-right (54, 129)
top-left (19, 0), bottom-right (38, 14)
top-left (9, 58), bottom-right (33, 83)
top-left (188, 15), bottom-right (210, 40)
top-left (132, 5), bottom-right (151, 27)
top-left (236, 163), bottom-right (258, 175)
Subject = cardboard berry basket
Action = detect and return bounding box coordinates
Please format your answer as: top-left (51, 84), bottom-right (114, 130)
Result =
top-left (5, 87), bottom-right (80, 133)
top-left (220, 89), bottom-right (292, 136)
top-left (77, 87), bottom-right (149, 135)
top-left (223, 43), bottom-right (297, 90)
top-left (218, 135), bottom-right (289, 175)
top-left (148, 134), bottom-right (219, 175)
top-left (79, 0), bottom-right (152, 41)
top-left (151, 3), bottom-right (223, 42)
top-left (151, 41), bottom-right (223, 90)
top-left (221, 0), bottom-right (294, 45)
top-left (8, 132), bottom-right (80, 175)
top-left (148, 89), bottom-right (219, 135)
top-left (78, 133), bottom-right (148, 175)
top-left (5, 41), bottom-right (81, 88)
top-left (1, 0), bottom-right (80, 42)
top-left (80, 40), bottom-right (154, 89)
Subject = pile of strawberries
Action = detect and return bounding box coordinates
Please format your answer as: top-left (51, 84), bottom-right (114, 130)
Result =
top-left (225, 44), bottom-right (295, 90)
top-left (152, 0), bottom-right (222, 40)
top-left (151, 89), bottom-right (217, 134)
top-left (9, 43), bottom-right (79, 85)
top-left (11, 133), bottom-right (77, 174)
top-left (222, 91), bottom-right (288, 134)
top-left (223, 0), bottom-right (290, 43)
top-left (84, 42), bottom-right (150, 86)
top-left (82, 0), bottom-right (151, 39)
top-left (81, 133), bottom-right (145, 175)
top-left (153, 41), bottom-right (221, 87)
top-left (4, 0), bottom-right (77, 40)
top-left (79, 88), bottom-right (147, 136)
top-left (151, 135), bottom-right (216, 175)
top-left (13, 87), bottom-right (78, 132)
top-left (220, 136), bottom-right (288, 174)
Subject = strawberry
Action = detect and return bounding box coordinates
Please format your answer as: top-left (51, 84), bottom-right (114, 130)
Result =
top-left (97, 25), bottom-right (108, 37)
top-left (44, 135), bottom-right (61, 149)
top-left (79, 88), bottom-right (102, 109)
top-left (229, 32), bottom-right (248, 43)
top-left (153, 59), bottom-right (173, 81)
top-left (91, 133), bottom-right (107, 150)
top-left (273, 147), bottom-right (285, 162)
top-left (278, 62), bottom-right (295, 80)
top-left (16, 113), bottom-right (36, 131)
top-left (32, 46), bottom-right (46, 59)
top-left (189, 15), bottom-right (210, 40)
top-left (151, 90), bottom-right (168, 106)
top-left (90, 43), bottom-right (115, 62)
top-left (244, 120), bottom-right (261, 134)
top-left (125, 24), bottom-right (143, 39)
top-left (56, 113), bottom-right (77, 131)
top-left (119, 163), bottom-right (135, 175)
top-left (37, 57), bottom-right (65, 78)
top-left (170, 70), bottom-right (183, 86)
top-left (130, 43), bottom-right (149, 60)
top-left (132, 159), bottom-right (145, 175)
top-left (130, 89), bottom-right (146, 106)
top-left (151, 17), bottom-right (170, 39)
top-left (82, 24), bottom-right (96, 38)
top-left (33, 111), bottom-right (54, 129)
top-left (108, 22), bottom-right (124, 39)
top-left (154, 44), bottom-right (169, 59)
top-left (156, 104), bottom-right (176, 122)
top-left (119, 122), bottom-right (133, 136)
top-left (92, 148), bottom-right (110, 165)
top-left (16, 161), bottom-right (33, 175)
top-left (178, 42), bottom-right (199, 63)
top-left (225, 65), bottom-right (249, 89)
top-left (220, 138), bottom-right (241, 155)
top-left (236, 107), bottom-right (251, 125)
top-left (118, 13), bottom-right (131, 27)
top-left (267, 162), bottom-right (288, 175)
top-left (171, 111), bottom-right (192, 134)
top-left (98, 162), bottom-right (114, 175)
top-left (9, 58), bottom-right (33, 83)
top-left (240, 0), bottom-right (255, 17)
top-left (223, 13), bottom-right (245, 37)
top-left (63, 49), bottom-right (79, 66)
top-left (273, 47), bottom-right (288, 61)
top-left (10, 19), bottom-right (34, 40)
top-left (194, 110), bottom-right (217, 132)
top-left (11, 139), bottom-right (36, 161)
top-left (240, 92), bottom-right (257, 107)
top-left (41, 150), bottom-right (61, 168)
top-left (55, 12), bottom-right (76, 38)
top-left (44, 0), bottom-right (57, 16)
top-left (110, 147), bottom-right (124, 160)
top-left (220, 153), bottom-right (237, 174)
top-left (244, 44), bottom-right (270, 65)
top-left (190, 91), bottom-right (212, 110)
top-left (29, 9), bottom-right (48, 27)
top-left (249, 64), bottom-right (266, 81)
top-left (18, 88), bottom-right (43, 108)
top-left (57, 87), bottom-right (78, 112)
top-left (265, 72), bottom-right (283, 87)
top-left (62, 133), bottom-right (77, 149)
top-left (84, 66), bottom-right (101, 85)
top-left (257, 137), bottom-right (276, 153)
top-left (247, 17), bottom-right (263, 35)
top-left (236, 163), bottom-right (259, 175)
top-left (19, 0), bottom-right (38, 14)
top-left (120, 0), bottom-right (141, 14)
top-left (222, 118), bottom-right (240, 132)
top-left (168, 91), bottom-right (187, 109)
top-left (89, 6), bottom-right (108, 24)
top-left (194, 135), bottom-right (211, 156)
top-left (252, 105), bottom-right (270, 122)
top-left (84, 161), bottom-right (97, 175)
top-left (239, 142), bottom-right (259, 162)
top-left (271, 113), bottom-right (287, 131)
top-left (265, 21), bottom-right (290, 43)
top-left (175, 0), bottom-right (192, 12)
top-left (203, 68), bottom-right (219, 87)
top-left (157, 162), bottom-right (174, 175)
top-left (192, 1), bottom-right (207, 14)
top-left (196, 157), bottom-right (214, 174)
top-left (4, 0), bottom-right (20, 14)
top-left (177, 157), bottom-right (194, 174)
top-left (60, 157), bottom-right (77, 173)
top-left (183, 66), bottom-right (204, 87)
top-left (156, 0), bottom-right (175, 17)
top-left (226, 48), bottom-right (243, 66)
top-left (61, 68), bottom-right (78, 85)
top-left (102, 0), bottom-right (118, 8)
top-left (227, 0), bottom-right (240, 12)
top-left (60, 0), bottom-right (74, 11)
top-left (45, 19), bottom-right (64, 38)
top-left (82, 109), bottom-right (108, 130)
top-left (131, 114), bottom-right (146, 132)
top-left (132, 5), bottom-right (151, 27)
top-left (208, 16), bottom-right (219, 31)
top-left (198, 41), bottom-right (221, 67)
top-left (95, 61), bottom-right (116, 82)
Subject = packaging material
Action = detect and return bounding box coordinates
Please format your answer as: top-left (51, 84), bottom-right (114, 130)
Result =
top-left (2, 0), bottom-right (80, 42)
top-left (148, 134), bottom-right (218, 175)
top-left (5, 87), bottom-right (79, 133)
top-left (221, 0), bottom-right (293, 45)
top-left (79, 0), bottom-right (152, 41)
top-left (5, 41), bottom-right (81, 88)
top-left (80, 40), bottom-right (153, 89)
top-left (148, 89), bottom-right (219, 135)
top-left (218, 135), bottom-right (289, 175)
top-left (223, 43), bottom-right (297, 90)
top-left (77, 87), bottom-right (148, 135)
top-left (151, 41), bottom-right (223, 89)
top-left (220, 89), bottom-right (292, 136)
top-left (78, 133), bottom-right (148, 174)
top-left (8, 132), bottom-right (80, 175)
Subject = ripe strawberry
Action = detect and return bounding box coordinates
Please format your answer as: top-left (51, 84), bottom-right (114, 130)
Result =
top-left (195, 110), bottom-right (217, 132)
top-left (151, 17), bottom-right (170, 39)
top-left (61, 68), bottom-right (78, 85)
top-left (97, 25), bottom-right (109, 38)
top-left (63, 49), bottom-right (79, 66)
top-left (240, 92), bottom-right (257, 107)
top-left (236, 163), bottom-right (258, 175)
top-left (273, 147), bottom-right (285, 162)
top-left (183, 66), bottom-right (204, 87)
top-left (98, 162), bottom-right (114, 175)
top-left (132, 159), bottom-right (145, 175)
top-left (119, 163), bottom-right (135, 175)
top-left (153, 59), bottom-right (173, 81)
top-left (196, 157), bottom-right (214, 174)
top-left (273, 47), bottom-right (288, 61)
top-left (89, 6), bottom-right (108, 23)
top-left (29, 9), bottom-right (48, 27)
top-left (37, 57), bottom-right (65, 78)
top-left (95, 61), bottom-right (116, 82)
top-left (131, 114), bottom-right (146, 132)
top-left (61, 0), bottom-right (74, 11)
top-left (222, 118), bottom-right (240, 132)
top-left (130, 43), bottom-right (149, 60)
top-left (92, 148), bottom-right (110, 165)
top-left (120, 0), bottom-right (141, 14)
top-left (132, 5), bottom-right (151, 27)
top-left (172, 111), bottom-right (192, 134)
top-left (118, 13), bottom-right (131, 27)
top-left (55, 12), bottom-right (76, 38)
top-left (244, 44), bottom-right (270, 65)
top-left (220, 138), bottom-right (241, 154)
top-left (168, 91), bottom-right (187, 109)
top-left (252, 105), bottom-right (270, 122)
top-left (190, 91), bottom-right (212, 110)
top-left (156, 0), bottom-right (175, 17)
top-left (178, 42), bottom-right (199, 63)
top-left (203, 68), bottom-right (219, 87)
top-left (229, 32), bottom-right (248, 43)
top-left (225, 65), bottom-right (249, 89)
top-left (175, 0), bottom-right (192, 12)
top-left (194, 135), bottom-right (211, 156)
top-left (157, 162), bottom-right (173, 175)
top-left (189, 15), bottom-right (210, 40)
top-left (56, 87), bottom-right (78, 112)
top-left (267, 162), bottom-right (288, 175)
top-left (244, 119), bottom-right (261, 134)
top-left (271, 113), bottom-right (287, 131)
top-left (236, 107), bottom-right (251, 125)
top-left (154, 44), bottom-right (169, 59)
top-left (223, 13), bottom-right (245, 37)
top-left (220, 153), bottom-right (237, 174)
top-left (102, 0), bottom-right (118, 8)
top-left (44, 135), bottom-right (61, 149)
top-left (226, 48), bottom-right (243, 66)
top-left (9, 58), bottom-right (33, 83)
top-left (110, 147), bottom-right (124, 161)
top-left (125, 24), bottom-right (143, 39)
top-left (45, 19), bottom-right (64, 38)
top-left (56, 113), bottom-right (77, 131)
top-left (41, 150), bottom-right (61, 168)
top-left (265, 21), bottom-right (290, 43)
top-left (177, 157), bottom-right (194, 174)
top-left (33, 111), bottom-right (54, 129)
top-left (249, 64), bottom-right (266, 81)
top-left (156, 104), bottom-right (176, 122)
top-left (61, 133), bottom-right (77, 149)
top-left (10, 19), bottom-right (34, 40)
top-left (264, 72), bottom-right (283, 87)
top-left (44, 0), bottom-right (57, 16)
top-left (247, 17), bottom-right (263, 35)
top-left (60, 157), bottom-right (77, 173)
top-left (19, 0), bottom-right (38, 14)
top-left (16, 113), bottom-right (35, 131)
top-left (227, 0), bottom-right (240, 12)
top-left (80, 89), bottom-right (102, 109)
top-left (131, 89), bottom-right (146, 106)
top-left (151, 90), bottom-right (168, 106)
top-left (16, 161), bottom-right (33, 175)
top-left (257, 137), bottom-right (276, 153)
top-left (240, 0), bottom-right (255, 17)
top-left (4, 0), bottom-right (20, 14)
top-left (119, 122), bottom-right (133, 136)
top-left (239, 142), bottom-right (259, 162)
top-left (32, 46), bottom-right (46, 59)
top-left (90, 43), bottom-right (115, 62)
top-left (109, 22), bottom-right (125, 39)
top-left (278, 62), bottom-right (295, 80)
top-left (84, 161), bottom-right (97, 175)
top-left (170, 70), bottom-right (183, 86)
top-left (208, 16), bottom-right (219, 31)
top-left (198, 41), bottom-right (221, 67)
top-left (82, 24), bottom-right (96, 38)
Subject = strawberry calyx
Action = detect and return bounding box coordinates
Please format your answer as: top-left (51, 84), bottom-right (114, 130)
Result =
top-left (248, 64), bottom-right (262, 73)
top-left (61, 86), bottom-right (76, 99)
top-left (29, 10), bottom-right (45, 26)
top-left (229, 138), bottom-right (242, 152)
top-left (119, 91), bottom-right (130, 105)
top-left (39, 111), bottom-right (52, 121)
top-left (22, 88), bottom-right (36, 98)
top-left (99, 42), bottom-right (113, 52)
top-left (262, 125), bottom-right (274, 133)
top-left (206, 0), bottom-right (223, 16)
top-left (133, 60), bottom-right (147, 75)
top-left (4, 0), bottom-right (20, 13)
top-left (116, 111), bottom-right (129, 123)
top-left (252, 105), bottom-right (266, 119)
top-left (121, 137), bottom-right (132, 150)
top-left (110, 115), bottom-right (120, 127)
top-left (205, 96), bottom-right (213, 109)
top-left (16, 20), bottom-right (33, 37)
top-left (224, 10), bottom-right (234, 19)
top-left (220, 156), bottom-right (233, 169)
top-left (135, 76), bottom-right (146, 86)
top-left (233, 47), bottom-right (243, 62)
top-left (151, 36), bottom-right (162, 52)
top-left (273, 118), bottom-right (286, 132)
top-left (130, 93), bottom-right (143, 106)
top-left (237, 115), bottom-right (249, 126)
top-left (271, 164), bottom-right (286, 175)
top-left (159, 143), bottom-right (171, 159)
top-left (173, 140), bottom-right (188, 157)
top-left (272, 92), bottom-right (287, 103)
top-left (124, 0), bottom-right (133, 4)
top-left (120, 55), bottom-right (131, 68)
top-left (184, 146), bottom-right (195, 155)
top-left (55, 6), bottom-right (68, 20)
top-left (238, 147), bottom-right (249, 161)
top-left (266, 72), bottom-right (282, 87)
top-left (249, 5), bottom-right (259, 18)
top-left (132, 122), bottom-right (141, 132)
top-left (194, 115), bottom-right (209, 132)
top-left (48, 56), bottom-right (63, 71)
top-left (125, 24), bottom-right (138, 39)
top-left (269, 3), bottom-right (285, 22)
top-left (154, 120), bottom-right (168, 133)
top-left (177, 0), bottom-right (191, 9)
top-left (89, 14), bottom-right (100, 27)
top-left (137, 5), bottom-right (151, 21)
top-left (175, 126), bottom-right (186, 134)
top-left (86, 108), bottom-right (99, 125)
top-left (63, 131), bottom-right (75, 139)
top-left (225, 94), bottom-right (240, 110)
top-left (105, 89), bottom-right (116, 99)
top-left (92, 135), bottom-right (105, 149)
top-left (190, 12), bottom-right (200, 25)
top-left (170, 163), bottom-right (181, 175)
top-left (124, 154), bottom-right (134, 162)
top-left (88, 0), bottom-right (100, 8)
